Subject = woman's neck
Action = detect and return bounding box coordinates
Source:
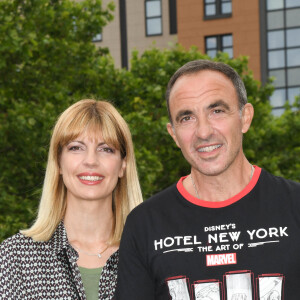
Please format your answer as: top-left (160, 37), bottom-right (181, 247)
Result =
top-left (63, 198), bottom-right (117, 268)
top-left (64, 198), bottom-right (114, 244)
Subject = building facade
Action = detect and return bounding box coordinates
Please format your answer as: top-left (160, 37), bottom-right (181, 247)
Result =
top-left (177, 0), bottom-right (300, 114)
top-left (96, 0), bottom-right (177, 69)
top-left (96, 0), bottom-right (300, 114)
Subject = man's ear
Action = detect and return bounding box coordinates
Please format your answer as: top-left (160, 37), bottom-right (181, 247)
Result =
top-left (241, 103), bottom-right (254, 134)
top-left (167, 123), bottom-right (181, 149)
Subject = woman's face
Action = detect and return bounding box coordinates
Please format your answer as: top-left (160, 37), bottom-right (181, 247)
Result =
top-left (59, 132), bottom-right (126, 204)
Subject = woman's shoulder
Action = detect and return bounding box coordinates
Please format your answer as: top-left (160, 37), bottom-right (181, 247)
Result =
top-left (0, 232), bottom-right (39, 257)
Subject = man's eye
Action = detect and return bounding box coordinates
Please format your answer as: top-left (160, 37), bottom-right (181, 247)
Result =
top-left (181, 116), bottom-right (192, 122)
top-left (213, 109), bottom-right (224, 114)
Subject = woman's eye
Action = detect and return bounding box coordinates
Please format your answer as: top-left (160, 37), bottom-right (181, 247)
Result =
top-left (99, 147), bottom-right (115, 153)
top-left (69, 146), bottom-right (81, 151)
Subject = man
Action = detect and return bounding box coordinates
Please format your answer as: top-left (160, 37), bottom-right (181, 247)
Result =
top-left (116, 60), bottom-right (300, 299)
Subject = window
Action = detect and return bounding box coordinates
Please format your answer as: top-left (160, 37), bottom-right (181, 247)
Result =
top-left (145, 0), bottom-right (162, 36)
top-left (205, 34), bottom-right (233, 58)
top-left (266, 0), bottom-right (300, 114)
top-left (204, 0), bottom-right (232, 19)
top-left (92, 33), bottom-right (102, 42)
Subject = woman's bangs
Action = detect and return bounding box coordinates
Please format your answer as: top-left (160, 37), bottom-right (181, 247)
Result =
top-left (100, 118), bottom-right (120, 151)
top-left (59, 109), bottom-right (120, 150)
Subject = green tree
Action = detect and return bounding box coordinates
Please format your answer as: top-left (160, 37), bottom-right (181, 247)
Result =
top-left (0, 0), bottom-right (115, 240)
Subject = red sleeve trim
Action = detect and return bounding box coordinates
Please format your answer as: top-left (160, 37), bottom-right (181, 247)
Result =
top-left (176, 166), bottom-right (261, 208)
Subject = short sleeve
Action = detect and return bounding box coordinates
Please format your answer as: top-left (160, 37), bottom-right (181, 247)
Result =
top-left (115, 212), bottom-right (155, 300)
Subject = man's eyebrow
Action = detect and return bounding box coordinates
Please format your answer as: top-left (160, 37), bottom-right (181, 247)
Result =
top-left (175, 110), bottom-right (193, 123)
top-left (207, 100), bottom-right (230, 110)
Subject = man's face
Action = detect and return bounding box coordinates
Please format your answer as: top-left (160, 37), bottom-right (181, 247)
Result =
top-left (167, 70), bottom-right (253, 177)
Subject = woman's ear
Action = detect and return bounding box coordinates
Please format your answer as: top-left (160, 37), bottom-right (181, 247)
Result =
top-left (119, 158), bottom-right (127, 178)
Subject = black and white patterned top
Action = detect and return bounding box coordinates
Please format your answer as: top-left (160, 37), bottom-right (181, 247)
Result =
top-left (0, 221), bottom-right (118, 299)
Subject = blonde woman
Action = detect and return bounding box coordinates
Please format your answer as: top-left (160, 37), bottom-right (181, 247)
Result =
top-left (0, 99), bottom-right (143, 299)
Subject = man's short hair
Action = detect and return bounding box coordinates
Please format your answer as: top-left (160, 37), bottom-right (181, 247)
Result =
top-left (166, 60), bottom-right (248, 122)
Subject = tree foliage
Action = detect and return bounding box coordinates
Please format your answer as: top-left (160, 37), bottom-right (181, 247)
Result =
top-left (0, 0), bottom-right (115, 240)
top-left (0, 1), bottom-right (299, 242)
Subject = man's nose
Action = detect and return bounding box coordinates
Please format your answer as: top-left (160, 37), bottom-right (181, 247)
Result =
top-left (195, 117), bottom-right (214, 140)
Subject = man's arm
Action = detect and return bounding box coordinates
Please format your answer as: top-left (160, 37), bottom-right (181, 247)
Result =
top-left (116, 213), bottom-right (155, 299)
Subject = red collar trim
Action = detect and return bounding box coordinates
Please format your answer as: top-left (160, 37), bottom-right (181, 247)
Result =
top-left (176, 166), bottom-right (261, 208)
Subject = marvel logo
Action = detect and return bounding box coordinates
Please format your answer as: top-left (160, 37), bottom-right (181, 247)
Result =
top-left (206, 253), bottom-right (237, 266)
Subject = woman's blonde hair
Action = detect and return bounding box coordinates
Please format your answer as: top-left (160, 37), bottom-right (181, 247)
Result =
top-left (21, 99), bottom-right (143, 244)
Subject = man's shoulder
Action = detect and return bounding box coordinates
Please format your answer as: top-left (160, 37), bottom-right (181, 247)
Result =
top-left (261, 168), bottom-right (300, 191)
top-left (259, 168), bottom-right (300, 203)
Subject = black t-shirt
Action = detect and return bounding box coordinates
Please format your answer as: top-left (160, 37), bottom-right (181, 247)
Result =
top-left (116, 167), bottom-right (300, 299)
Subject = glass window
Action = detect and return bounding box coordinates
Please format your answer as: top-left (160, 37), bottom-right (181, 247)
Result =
top-left (267, 11), bottom-right (284, 30)
top-left (207, 50), bottom-right (217, 58)
top-left (222, 35), bottom-right (233, 58)
top-left (146, 18), bottom-right (162, 35)
top-left (267, 0), bottom-right (284, 11)
top-left (287, 28), bottom-right (300, 47)
top-left (146, 1), bottom-right (161, 17)
top-left (287, 48), bottom-right (300, 66)
top-left (224, 48), bottom-right (233, 58)
top-left (272, 107), bottom-right (285, 116)
top-left (222, 35), bottom-right (232, 47)
top-left (270, 88), bottom-right (286, 107)
top-left (206, 37), bottom-right (217, 49)
top-left (205, 34), bottom-right (233, 58)
top-left (288, 87), bottom-right (300, 104)
top-left (288, 68), bottom-right (300, 85)
top-left (286, 0), bottom-right (300, 8)
top-left (268, 30), bottom-right (284, 49)
top-left (221, 2), bottom-right (232, 14)
top-left (268, 50), bottom-right (285, 69)
top-left (266, 1), bottom-right (300, 112)
top-left (269, 69), bottom-right (286, 87)
top-left (204, 0), bottom-right (231, 18)
top-left (92, 33), bottom-right (102, 42)
top-left (286, 9), bottom-right (300, 27)
top-left (145, 0), bottom-right (162, 36)
top-left (205, 4), bottom-right (216, 16)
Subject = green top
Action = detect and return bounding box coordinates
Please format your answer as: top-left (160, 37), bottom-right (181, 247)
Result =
top-left (78, 266), bottom-right (103, 300)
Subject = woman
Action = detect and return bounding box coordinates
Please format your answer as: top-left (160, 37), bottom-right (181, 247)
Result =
top-left (0, 99), bottom-right (143, 299)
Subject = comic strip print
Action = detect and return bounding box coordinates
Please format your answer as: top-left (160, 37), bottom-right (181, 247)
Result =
top-left (193, 280), bottom-right (221, 300)
top-left (257, 274), bottom-right (284, 300)
top-left (224, 271), bottom-right (254, 300)
top-left (167, 276), bottom-right (191, 300)
top-left (166, 272), bottom-right (284, 300)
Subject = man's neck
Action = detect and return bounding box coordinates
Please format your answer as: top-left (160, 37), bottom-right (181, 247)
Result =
top-left (184, 160), bottom-right (253, 202)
